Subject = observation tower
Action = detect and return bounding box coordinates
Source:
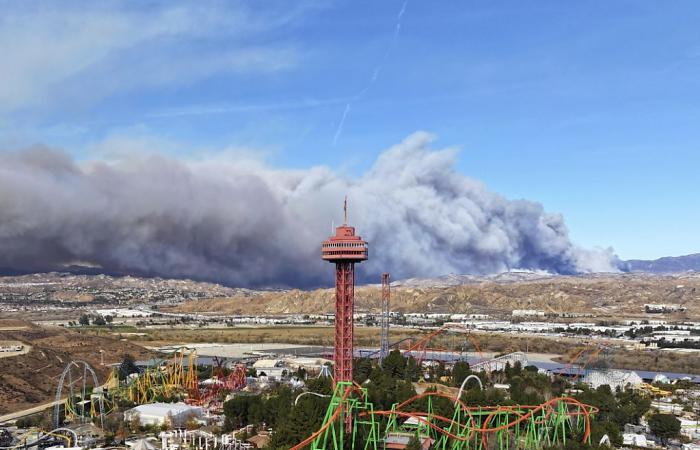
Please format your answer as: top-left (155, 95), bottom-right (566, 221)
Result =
top-left (321, 198), bottom-right (368, 383)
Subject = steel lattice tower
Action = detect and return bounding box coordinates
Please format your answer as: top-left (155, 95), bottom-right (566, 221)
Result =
top-left (321, 199), bottom-right (368, 384)
top-left (379, 273), bottom-right (390, 365)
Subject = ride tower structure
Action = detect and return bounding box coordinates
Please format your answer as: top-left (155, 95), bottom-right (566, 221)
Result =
top-left (321, 199), bottom-right (368, 384)
top-left (379, 273), bottom-right (390, 366)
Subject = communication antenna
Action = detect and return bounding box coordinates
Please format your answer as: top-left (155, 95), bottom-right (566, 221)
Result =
top-left (343, 195), bottom-right (348, 224)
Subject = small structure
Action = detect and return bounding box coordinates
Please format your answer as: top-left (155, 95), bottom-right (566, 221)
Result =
top-left (252, 359), bottom-right (288, 379)
top-left (512, 309), bottom-right (545, 318)
top-left (247, 433), bottom-right (271, 449)
top-left (0, 341), bottom-right (23, 352)
top-left (645, 304), bottom-right (686, 313)
top-left (124, 402), bottom-right (202, 427)
top-left (384, 432), bottom-right (432, 449)
top-left (623, 433), bottom-right (648, 447)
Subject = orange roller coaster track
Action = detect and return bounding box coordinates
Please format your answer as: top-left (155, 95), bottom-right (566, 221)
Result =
top-left (293, 383), bottom-right (597, 450)
top-left (401, 324), bottom-right (488, 369)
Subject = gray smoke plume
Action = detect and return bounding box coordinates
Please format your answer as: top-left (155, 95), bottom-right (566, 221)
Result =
top-left (0, 132), bottom-right (618, 287)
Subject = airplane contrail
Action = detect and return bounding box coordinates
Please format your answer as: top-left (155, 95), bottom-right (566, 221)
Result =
top-left (332, 1), bottom-right (409, 146)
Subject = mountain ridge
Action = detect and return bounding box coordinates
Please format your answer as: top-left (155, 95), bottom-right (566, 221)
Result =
top-left (622, 253), bottom-right (700, 273)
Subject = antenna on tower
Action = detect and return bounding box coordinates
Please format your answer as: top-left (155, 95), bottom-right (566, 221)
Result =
top-left (343, 195), bottom-right (348, 225)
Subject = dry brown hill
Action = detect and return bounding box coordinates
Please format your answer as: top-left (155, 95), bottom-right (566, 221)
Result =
top-left (169, 273), bottom-right (700, 319)
top-left (0, 320), bottom-right (154, 414)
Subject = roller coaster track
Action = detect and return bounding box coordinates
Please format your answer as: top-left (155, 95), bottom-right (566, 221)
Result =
top-left (401, 324), bottom-right (487, 369)
top-left (469, 351), bottom-right (529, 373)
top-left (366, 392), bottom-right (597, 449)
top-left (290, 384), bottom-right (597, 450)
top-left (0, 427), bottom-right (77, 449)
top-left (53, 360), bottom-right (105, 429)
top-left (565, 344), bottom-right (605, 382)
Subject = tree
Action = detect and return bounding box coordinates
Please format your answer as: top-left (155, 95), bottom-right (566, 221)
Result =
top-left (405, 356), bottom-right (420, 381)
top-left (118, 354), bottom-right (140, 380)
top-left (105, 315), bottom-right (114, 324)
top-left (128, 412), bottom-right (141, 432)
top-left (353, 358), bottom-right (373, 383)
top-left (115, 424), bottom-right (128, 444)
top-left (185, 412), bottom-right (199, 430)
top-left (79, 314), bottom-right (90, 326)
top-left (452, 361), bottom-right (471, 387)
top-left (93, 315), bottom-right (106, 326)
top-left (382, 349), bottom-right (406, 378)
top-left (591, 420), bottom-right (623, 447)
top-left (648, 413), bottom-right (681, 443)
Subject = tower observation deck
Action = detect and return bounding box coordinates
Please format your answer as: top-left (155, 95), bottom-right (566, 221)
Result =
top-left (321, 200), bottom-right (368, 384)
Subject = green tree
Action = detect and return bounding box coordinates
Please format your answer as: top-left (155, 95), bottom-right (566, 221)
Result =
top-left (648, 413), bottom-right (681, 443)
top-left (270, 390), bottom-right (329, 448)
top-left (93, 315), bottom-right (106, 326)
top-left (616, 390), bottom-right (651, 425)
top-left (105, 315), bottom-right (114, 324)
top-left (405, 356), bottom-right (420, 381)
top-left (118, 354), bottom-right (139, 380)
top-left (452, 361), bottom-right (471, 387)
top-left (382, 349), bottom-right (406, 378)
top-left (591, 420), bottom-right (623, 447)
top-left (79, 314), bottom-right (90, 326)
top-left (354, 358), bottom-right (373, 383)
top-left (224, 394), bottom-right (261, 431)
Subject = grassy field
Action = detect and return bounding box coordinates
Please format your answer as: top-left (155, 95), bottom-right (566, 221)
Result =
top-left (83, 324), bottom-right (699, 374)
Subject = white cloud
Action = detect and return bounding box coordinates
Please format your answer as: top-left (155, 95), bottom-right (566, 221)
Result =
top-left (0, 2), bottom-right (303, 114)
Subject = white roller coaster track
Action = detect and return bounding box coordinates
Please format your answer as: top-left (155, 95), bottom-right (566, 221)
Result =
top-left (470, 351), bottom-right (529, 372)
top-left (53, 360), bottom-right (105, 429)
top-left (0, 427), bottom-right (78, 449)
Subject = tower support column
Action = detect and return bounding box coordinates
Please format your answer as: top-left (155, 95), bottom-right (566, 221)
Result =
top-left (334, 261), bottom-right (354, 383)
top-left (380, 272), bottom-right (390, 365)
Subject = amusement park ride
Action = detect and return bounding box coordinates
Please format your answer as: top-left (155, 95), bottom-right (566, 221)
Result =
top-left (300, 201), bottom-right (600, 450)
top-left (50, 350), bottom-right (248, 433)
top-left (41, 200), bottom-right (606, 450)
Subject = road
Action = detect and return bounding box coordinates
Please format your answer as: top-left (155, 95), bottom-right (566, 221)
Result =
top-left (0, 399), bottom-right (62, 424)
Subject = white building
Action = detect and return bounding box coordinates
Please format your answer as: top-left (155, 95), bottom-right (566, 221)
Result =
top-left (645, 304), bottom-right (686, 313)
top-left (0, 342), bottom-right (23, 352)
top-left (512, 309), bottom-right (545, 318)
top-left (124, 402), bottom-right (202, 427)
top-left (252, 359), bottom-right (289, 379)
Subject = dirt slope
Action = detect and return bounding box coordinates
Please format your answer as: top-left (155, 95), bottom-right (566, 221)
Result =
top-left (0, 320), bottom-right (154, 414)
top-left (168, 273), bottom-right (700, 319)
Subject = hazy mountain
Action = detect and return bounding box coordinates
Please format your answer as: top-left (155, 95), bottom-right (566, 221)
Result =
top-left (623, 253), bottom-right (700, 273)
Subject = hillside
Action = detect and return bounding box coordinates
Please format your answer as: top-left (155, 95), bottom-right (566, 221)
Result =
top-left (624, 253), bottom-right (700, 273)
top-left (169, 272), bottom-right (700, 318)
top-left (1, 271), bottom-right (699, 319)
top-left (0, 320), bottom-right (154, 414)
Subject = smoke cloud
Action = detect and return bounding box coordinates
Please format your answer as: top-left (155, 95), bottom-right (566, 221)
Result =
top-left (0, 132), bottom-right (618, 287)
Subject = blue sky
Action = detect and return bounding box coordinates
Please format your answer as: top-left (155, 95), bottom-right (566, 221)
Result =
top-left (0, 0), bottom-right (699, 260)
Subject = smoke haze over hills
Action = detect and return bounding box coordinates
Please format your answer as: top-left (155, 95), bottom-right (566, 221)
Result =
top-left (0, 132), bottom-right (619, 287)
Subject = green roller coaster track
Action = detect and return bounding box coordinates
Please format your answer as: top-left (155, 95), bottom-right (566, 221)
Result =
top-left (293, 382), bottom-right (596, 450)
